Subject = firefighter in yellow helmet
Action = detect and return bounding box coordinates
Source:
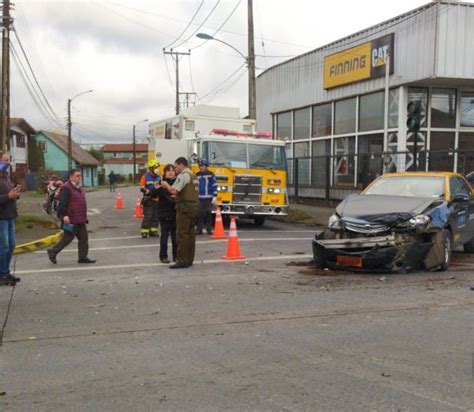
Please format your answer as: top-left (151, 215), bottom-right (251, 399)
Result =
top-left (139, 159), bottom-right (161, 238)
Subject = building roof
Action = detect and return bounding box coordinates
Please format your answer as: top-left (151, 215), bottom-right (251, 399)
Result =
top-left (103, 158), bottom-right (147, 165)
top-left (100, 143), bottom-right (148, 152)
top-left (39, 130), bottom-right (101, 166)
top-left (10, 117), bottom-right (36, 135)
top-left (258, 1), bottom-right (447, 77)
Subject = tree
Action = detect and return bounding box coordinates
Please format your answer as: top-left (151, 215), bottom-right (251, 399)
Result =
top-left (88, 147), bottom-right (104, 162)
top-left (28, 135), bottom-right (45, 172)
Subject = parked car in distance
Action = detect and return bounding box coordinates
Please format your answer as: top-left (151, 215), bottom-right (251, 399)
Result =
top-left (313, 172), bottom-right (474, 272)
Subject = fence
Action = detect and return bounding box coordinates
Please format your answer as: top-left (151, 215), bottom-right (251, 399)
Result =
top-left (288, 149), bottom-right (474, 201)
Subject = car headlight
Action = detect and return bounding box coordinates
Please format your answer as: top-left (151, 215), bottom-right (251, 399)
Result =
top-left (267, 188), bottom-right (281, 194)
top-left (409, 214), bottom-right (431, 227)
top-left (217, 185), bottom-right (228, 192)
top-left (328, 214), bottom-right (342, 229)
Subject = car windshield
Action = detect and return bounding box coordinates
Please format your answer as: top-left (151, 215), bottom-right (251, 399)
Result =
top-left (364, 176), bottom-right (445, 198)
top-left (201, 141), bottom-right (286, 170)
top-left (248, 144), bottom-right (286, 170)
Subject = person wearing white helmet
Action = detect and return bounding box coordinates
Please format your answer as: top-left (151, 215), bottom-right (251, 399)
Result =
top-left (139, 159), bottom-right (161, 238)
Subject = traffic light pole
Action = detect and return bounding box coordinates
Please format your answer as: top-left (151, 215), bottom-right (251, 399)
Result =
top-left (413, 130), bottom-right (418, 171)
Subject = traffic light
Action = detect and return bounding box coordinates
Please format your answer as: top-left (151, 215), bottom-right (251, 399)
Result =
top-left (407, 101), bottom-right (421, 132)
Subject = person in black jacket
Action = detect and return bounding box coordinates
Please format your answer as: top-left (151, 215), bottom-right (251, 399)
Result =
top-left (152, 164), bottom-right (177, 263)
top-left (0, 153), bottom-right (21, 286)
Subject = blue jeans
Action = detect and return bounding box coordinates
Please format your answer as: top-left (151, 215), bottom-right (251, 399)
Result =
top-left (0, 219), bottom-right (16, 278)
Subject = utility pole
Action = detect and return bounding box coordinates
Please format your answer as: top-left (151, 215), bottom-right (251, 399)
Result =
top-left (247, 0), bottom-right (256, 120)
top-left (179, 92), bottom-right (197, 109)
top-left (67, 98), bottom-right (72, 170)
top-left (163, 49), bottom-right (190, 115)
top-left (1, 0), bottom-right (12, 152)
top-left (132, 124), bottom-right (136, 183)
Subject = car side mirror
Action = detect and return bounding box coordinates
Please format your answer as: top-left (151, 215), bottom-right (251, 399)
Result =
top-left (452, 193), bottom-right (470, 203)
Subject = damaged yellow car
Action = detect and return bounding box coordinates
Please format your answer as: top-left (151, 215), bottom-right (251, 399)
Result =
top-left (313, 172), bottom-right (474, 272)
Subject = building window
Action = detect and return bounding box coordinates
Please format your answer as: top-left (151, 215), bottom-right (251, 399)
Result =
top-left (276, 111), bottom-right (291, 140)
top-left (358, 134), bottom-right (384, 188)
top-left (185, 120), bottom-right (195, 131)
top-left (429, 132), bottom-right (455, 172)
top-left (458, 133), bottom-right (474, 175)
top-left (431, 88), bottom-right (456, 128)
top-left (333, 136), bottom-right (355, 187)
top-left (460, 92), bottom-right (474, 127)
top-left (39, 141), bottom-right (47, 153)
top-left (311, 139), bottom-right (331, 187)
top-left (388, 88), bottom-right (399, 128)
top-left (359, 91), bottom-right (384, 132)
top-left (293, 108), bottom-right (310, 140)
top-left (294, 142), bottom-right (310, 185)
top-left (16, 135), bottom-right (26, 148)
top-left (408, 87), bottom-right (428, 127)
top-left (334, 97), bottom-right (356, 135)
top-left (312, 103), bottom-right (332, 137)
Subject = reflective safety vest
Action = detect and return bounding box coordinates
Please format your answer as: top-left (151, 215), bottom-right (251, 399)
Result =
top-left (140, 172), bottom-right (160, 191)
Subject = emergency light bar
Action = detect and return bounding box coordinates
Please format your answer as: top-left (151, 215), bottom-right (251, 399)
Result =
top-left (209, 129), bottom-right (272, 139)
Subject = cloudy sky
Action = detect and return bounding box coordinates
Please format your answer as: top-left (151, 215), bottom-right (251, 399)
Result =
top-left (10, 0), bottom-right (438, 144)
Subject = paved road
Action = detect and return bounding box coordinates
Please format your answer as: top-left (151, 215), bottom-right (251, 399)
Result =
top-left (1, 187), bottom-right (474, 410)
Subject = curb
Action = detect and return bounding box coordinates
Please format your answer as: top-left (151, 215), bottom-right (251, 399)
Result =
top-left (14, 231), bottom-right (62, 255)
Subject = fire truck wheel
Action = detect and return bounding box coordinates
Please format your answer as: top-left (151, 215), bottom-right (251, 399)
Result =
top-left (254, 216), bottom-right (266, 226)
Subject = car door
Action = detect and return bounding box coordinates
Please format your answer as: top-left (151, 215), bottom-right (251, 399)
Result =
top-left (449, 177), bottom-right (471, 245)
top-left (458, 176), bottom-right (474, 242)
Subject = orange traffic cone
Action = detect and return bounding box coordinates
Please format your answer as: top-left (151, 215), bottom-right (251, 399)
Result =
top-left (221, 217), bottom-right (245, 260)
top-left (211, 209), bottom-right (227, 239)
top-left (133, 196), bottom-right (144, 218)
top-left (115, 192), bottom-right (124, 209)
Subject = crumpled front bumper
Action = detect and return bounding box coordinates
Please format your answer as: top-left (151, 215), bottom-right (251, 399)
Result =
top-left (312, 233), bottom-right (433, 272)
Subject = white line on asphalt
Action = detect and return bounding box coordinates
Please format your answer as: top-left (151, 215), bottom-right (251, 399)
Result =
top-left (34, 237), bottom-right (313, 253)
top-left (16, 254), bottom-right (312, 274)
top-left (88, 230), bottom-right (316, 242)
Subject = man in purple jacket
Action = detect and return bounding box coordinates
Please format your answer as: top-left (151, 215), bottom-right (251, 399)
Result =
top-left (47, 169), bottom-right (96, 264)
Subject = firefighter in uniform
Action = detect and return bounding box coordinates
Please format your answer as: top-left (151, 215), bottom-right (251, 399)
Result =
top-left (160, 157), bottom-right (198, 269)
top-left (139, 160), bottom-right (161, 238)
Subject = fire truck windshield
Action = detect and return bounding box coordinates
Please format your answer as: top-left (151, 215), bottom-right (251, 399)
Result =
top-left (202, 141), bottom-right (286, 170)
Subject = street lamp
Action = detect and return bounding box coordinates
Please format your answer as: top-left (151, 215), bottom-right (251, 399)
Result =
top-left (133, 119), bottom-right (148, 184)
top-left (67, 89), bottom-right (94, 170)
top-left (196, 32), bottom-right (256, 119)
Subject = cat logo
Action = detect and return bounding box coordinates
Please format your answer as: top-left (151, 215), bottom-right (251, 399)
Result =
top-left (324, 33), bottom-right (394, 89)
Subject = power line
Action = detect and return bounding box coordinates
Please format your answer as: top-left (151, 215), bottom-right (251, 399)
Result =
top-left (163, 0), bottom-right (205, 49)
top-left (198, 63), bottom-right (246, 101)
top-left (173, 0), bottom-right (221, 49)
top-left (11, 26), bottom-right (62, 125)
top-left (207, 68), bottom-right (246, 103)
top-left (10, 41), bottom-right (64, 130)
top-left (190, 0), bottom-right (241, 51)
top-left (104, 0), bottom-right (311, 49)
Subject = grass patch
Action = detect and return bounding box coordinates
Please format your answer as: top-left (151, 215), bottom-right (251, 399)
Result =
top-left (16, 214), bottom-right (58, 231)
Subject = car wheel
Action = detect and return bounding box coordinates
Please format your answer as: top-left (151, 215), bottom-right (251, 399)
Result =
top-left (254, 216), bottom-right (265, 226)
top-left (439, 229), bottom-right (452, 271)
top-left (463, 237), bottom-right (474, 254)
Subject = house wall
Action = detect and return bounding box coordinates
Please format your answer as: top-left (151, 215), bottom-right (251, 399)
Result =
top-left (9, 125), bottom-right (28, 166)
top-left (79, 166), bottom-right (97, 187)
top-left (35, 132), bottom-right (76, 171)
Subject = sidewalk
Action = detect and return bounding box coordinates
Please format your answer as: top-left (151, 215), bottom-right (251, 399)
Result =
top-left (16, 192), bottom-right (59, 245)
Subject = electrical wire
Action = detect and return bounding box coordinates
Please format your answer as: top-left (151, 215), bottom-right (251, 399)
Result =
top-left (173, 0), bottom-right (221, 49)
top-left (206, 69), bottom-right (246, 103)
top-left (190, 0), bottom-right (241, 51)
top-left (10, 41), bottom-right (63, 130)
top-left (105, 0), bottom-right (311, 49)
top-left (198, 63), bottom-right (246, 101)
top-left (255, 0), bottom-right (267, 69)
top-left (12, 26), bottom-right (62, 125)
top-left (163, 0), bottom-right (205, 49)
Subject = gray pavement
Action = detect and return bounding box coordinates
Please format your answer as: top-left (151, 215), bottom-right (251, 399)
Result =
top-left (1, 186), bottom-right (474, 411)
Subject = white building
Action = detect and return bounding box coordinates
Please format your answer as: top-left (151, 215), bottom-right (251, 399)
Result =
top-left (256, 1), bottom-right (474, 199)
top-left (9, 118), bottom-right (36, 187)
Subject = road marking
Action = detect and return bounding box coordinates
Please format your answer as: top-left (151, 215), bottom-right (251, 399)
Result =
top-left (87, 208), bottom-right (101, 216)
top-left (16, 254), bottom-right (312, 274)
top-left (88, 230), bottom-right (316, 242)
top-left (34, 237), bottom-right (313, 253)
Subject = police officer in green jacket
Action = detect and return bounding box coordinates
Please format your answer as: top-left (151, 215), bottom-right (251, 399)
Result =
top-left (160, 157), bottom-right (198, 269)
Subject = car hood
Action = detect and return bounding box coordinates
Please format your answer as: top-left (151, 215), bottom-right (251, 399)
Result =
top-left (336, 194), bottom-right (437, 223)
